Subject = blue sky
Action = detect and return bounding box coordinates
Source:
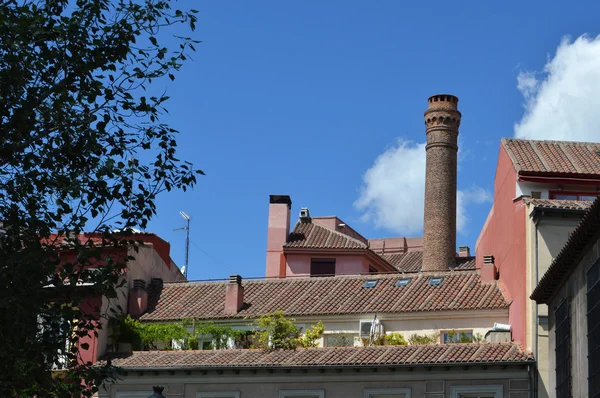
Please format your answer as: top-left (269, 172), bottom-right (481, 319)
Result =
top-left (144, 0), bottom-right (600, 280)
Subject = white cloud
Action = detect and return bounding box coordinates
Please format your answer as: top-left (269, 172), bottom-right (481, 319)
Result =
top-left (355, 140), bottom-right (491, 236)
top-left (515, 35), bottom-right (600, 141)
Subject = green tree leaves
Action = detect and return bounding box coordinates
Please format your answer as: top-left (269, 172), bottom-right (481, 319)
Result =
top-left (0, 1), bottom-right (201, 396)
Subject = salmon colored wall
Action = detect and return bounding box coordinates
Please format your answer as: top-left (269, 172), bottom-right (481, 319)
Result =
top-left (78, 295), bottom-right (102, 364)
top-left (475, 145), bottom-right (527, 344)
top-left (266, 203), bottom-right (290, 278)
top-left (286, 254), bottom-right (368, 277)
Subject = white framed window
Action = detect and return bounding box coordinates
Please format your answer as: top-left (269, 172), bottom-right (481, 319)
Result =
top-left (450, 385), bottom-right (503, 398)
top-left (324, 333), bottom-right (357, 347)
top-left (364, 388), bottom-right (411, 398)
top-left (441, 330), bottom-right (473, 344)
top-left (279, 390), bottom-right (325, 398)
top-left (197, 392), bottom-right (241, 398)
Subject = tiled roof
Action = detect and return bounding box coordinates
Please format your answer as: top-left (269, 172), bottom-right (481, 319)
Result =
top-left (284, 221), bottom-right (367, 249)
top-left (140, 271), bottom-right (509, 321)
top-left (502, 138), bottom-right (600, 175)
top-left (524, 198), bottom-right (594, 211)
top-left (532, 196), bottom-right (600, 303)
top-left (105, 343), bottom-right (533, 370)
top-left (380, 252), bottom-right (476, 272)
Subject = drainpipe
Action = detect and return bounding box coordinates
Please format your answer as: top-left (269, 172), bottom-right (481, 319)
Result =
top-left (533, 217), bottom-right (541, 398)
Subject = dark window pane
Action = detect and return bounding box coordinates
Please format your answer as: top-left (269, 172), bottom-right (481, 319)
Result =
top-left (554, 194), bottom-right (578, 200)
top-left (310, 258), bottom-right (335, 277)
top-left (588, 258), bottom-right (600, 397)
top-left (581, 195), bottom-right (598, 202)
top-left (555, 298), bottom-right (571, 398)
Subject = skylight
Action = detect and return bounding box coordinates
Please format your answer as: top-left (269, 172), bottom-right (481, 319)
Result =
top-left (428, 276), bottom-right (443, 286)
top-left (395, 278), bottom-right (411, 287)
top-left (362, 280), bottom-right (378, 289)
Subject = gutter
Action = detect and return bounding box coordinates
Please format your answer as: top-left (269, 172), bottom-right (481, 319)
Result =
top-left (112, 360), bottom-right (536, 373)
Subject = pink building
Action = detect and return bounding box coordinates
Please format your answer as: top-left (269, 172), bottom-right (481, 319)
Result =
top-left (475, 138), bottom-right (600, 397)
top-left (265, 196), bottom-right (473, 279)
top-left (49, 232), bottom-right (185, 366)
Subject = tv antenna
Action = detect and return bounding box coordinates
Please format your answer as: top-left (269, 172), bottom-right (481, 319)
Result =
top-left (174, 211), bottom-right (190, 279)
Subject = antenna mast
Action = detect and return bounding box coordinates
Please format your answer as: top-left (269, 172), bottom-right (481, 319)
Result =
top-left (178, 211), bottom-right (191, 279)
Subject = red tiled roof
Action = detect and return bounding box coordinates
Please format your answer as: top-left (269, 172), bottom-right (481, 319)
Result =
top-left (380, 252), bottom-right (476, 272)
top-left (524, 198), bottom-right (594, 211)
top-left (105, 343), bottom-right (533, 369)
top-left (502, 138), bottom-right (600, 176)
top-left (532, 196), bottom-right (600, 303)
top-left (284, 221), bottom-right (367, 249)
top-left (140, 271), bottom-right (509, 321)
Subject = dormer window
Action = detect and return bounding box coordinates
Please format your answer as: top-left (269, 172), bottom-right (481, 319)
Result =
top-left (428, 277), bottom-right (443, 286)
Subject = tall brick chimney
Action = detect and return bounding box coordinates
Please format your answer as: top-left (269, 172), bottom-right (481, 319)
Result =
top-left (422, 94), bottom-right (461, 272)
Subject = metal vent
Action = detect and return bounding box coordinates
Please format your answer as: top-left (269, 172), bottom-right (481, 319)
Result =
top-left (299, 207), bottom-right (311, 221)
top-left (483, 255), bottom-right (495, 265)
top-left (133, 279), bottom-right (146, 289)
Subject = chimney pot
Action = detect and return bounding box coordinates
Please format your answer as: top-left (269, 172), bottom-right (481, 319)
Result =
top-left (225, 274), bottom-right (244, 314)
top-left (299, 207), bottom-right (311, 222)
top-left (422, 94), bottom-right (461, 272)
top-left (128, 279), bottom-right (148, 318)
top-left (458, 246), bottom-right (470, 257)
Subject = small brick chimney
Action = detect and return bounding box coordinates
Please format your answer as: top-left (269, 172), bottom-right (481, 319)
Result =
top-left (224, 274), bottom-right (244, 314)
top-left (128, 279), bottom-right (148, 318)
top-left (266, 195), bottom-right (291, 278)
top-left (422, 94), bottom-right (461, 272)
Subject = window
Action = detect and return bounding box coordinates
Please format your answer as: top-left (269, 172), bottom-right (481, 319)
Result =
top-left (364, 388), bottom-right (411, 398)
top-left (310, 258), bottom-right (335, 277)
top-left (555, 298), bottom-right (572, 398)
top-left (37, 314), bottom-right (71, 369)
top-left (587, 258), bottom-right (600, 397)
top-left (428, 276), bottom-right (443, 286)
top-left (362, 280), bottom-right (377, 288)
top-left (279, 390), bottom-right (324, 398)
top-left (197, 393), bottom-right (241, 398)
top-left (450, 385), bottom-right (503, 397)
top-left (395, 277), bottom-right (411, 287)
top-left (441, 330), bottom-right (473, 343)
top-left (325, 333), bottom-right (356, 347)
top-left (550, 191), bottom-right (598, 201)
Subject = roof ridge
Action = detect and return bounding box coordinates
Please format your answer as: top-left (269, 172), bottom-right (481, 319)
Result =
top-left (468, 344), bottom-right (488, 362)
top-left (529, 141), bottom-right (554, 172)
top-left (504, 137), bottom-right (600, 146)
top-left (475, 278), bottom-right (498, 309)
top-left (561, 143), bottom-right (584, 174)
top-left (448, 272), bottom-right (475, 310)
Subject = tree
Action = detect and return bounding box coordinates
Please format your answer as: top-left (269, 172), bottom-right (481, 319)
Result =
top-left (254, 311), bottom-right (300, 350)
top-left (0, 0), bottom-right (201, 396)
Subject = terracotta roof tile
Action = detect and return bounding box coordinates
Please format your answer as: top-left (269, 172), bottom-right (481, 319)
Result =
top-left (105, 343), bottom-right (533, 369)
top-left (524, 198), bottom-right (594, 211)
top-left (284, 221), bottom-right (367, 249)
top-left (532, 196), bottom-right (600, 303)
top-left (502, 138), bottom-right (600, 175)
top-left (141, 271), bottom-right (509, 321)
top-left (379, 251), bottom-right (475, 272)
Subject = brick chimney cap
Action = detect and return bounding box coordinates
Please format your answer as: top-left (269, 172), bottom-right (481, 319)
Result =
top-left (428, 94), bottom-right (459, 104)
top-left (269, 195), bottom-right (292, 208)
